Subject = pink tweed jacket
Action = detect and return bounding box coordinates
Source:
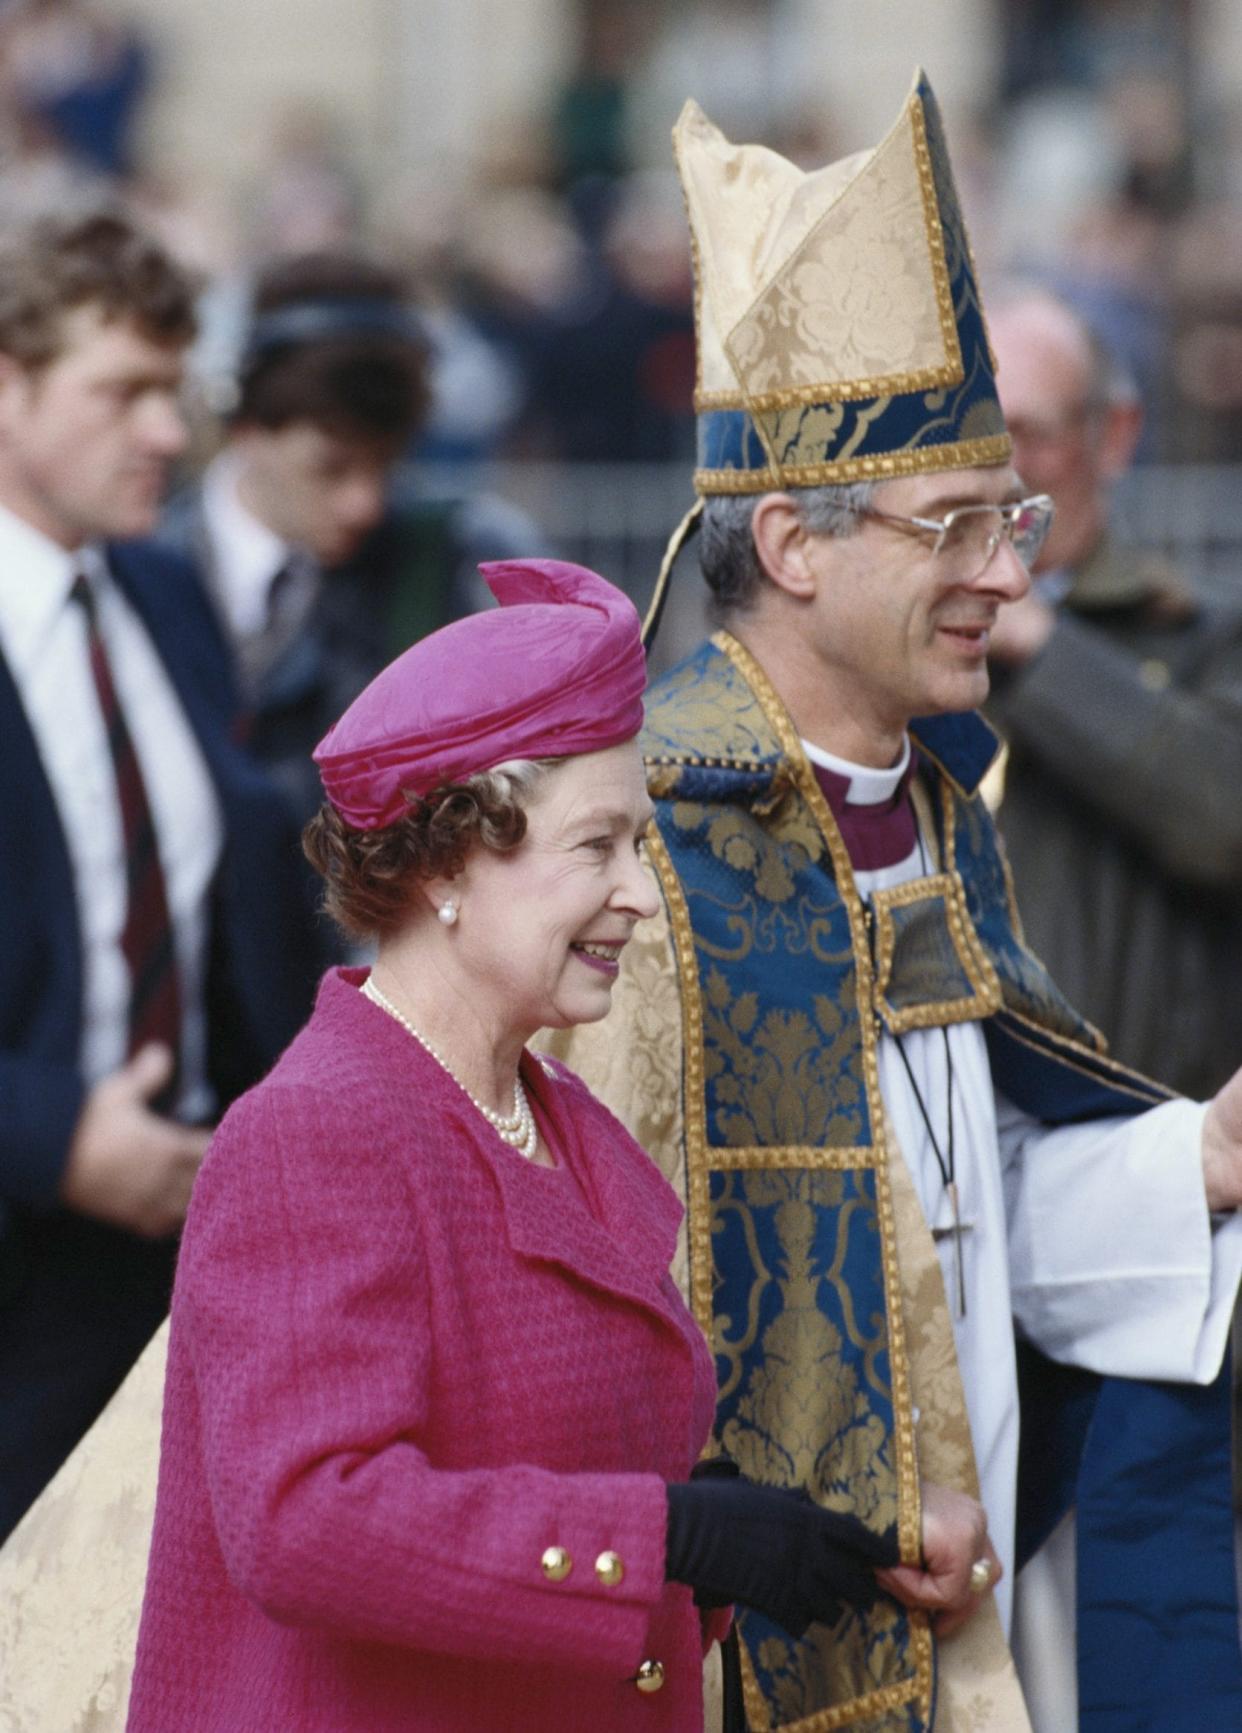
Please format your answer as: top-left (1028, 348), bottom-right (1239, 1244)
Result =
top-left (127, 968), bottom-right (718, 1731)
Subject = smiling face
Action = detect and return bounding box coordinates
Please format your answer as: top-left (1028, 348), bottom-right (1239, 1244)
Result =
top-left (794, 465), bottom-right (1032, 761)
top-left (447, 739), bottom-right (660, 1042)
top-left (0, 303), bottom-right (188, 548)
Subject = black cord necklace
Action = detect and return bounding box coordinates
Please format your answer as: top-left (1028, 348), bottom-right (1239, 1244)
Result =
top-left (871, 831), bottom-right (970, 1317)
top-left (890, 1026), bottom-right (968, 1317)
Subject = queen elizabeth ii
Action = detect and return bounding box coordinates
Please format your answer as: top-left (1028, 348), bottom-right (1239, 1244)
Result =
top-left (121, 560), bottom-right (894, 1732)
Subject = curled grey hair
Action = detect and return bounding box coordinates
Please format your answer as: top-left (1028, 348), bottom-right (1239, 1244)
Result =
top-left (699, 481), bottom-right (877, 622)
top-left (460, 757), bottom-right (562, 845)
top-left (303, 755), bottom-right (568, 942)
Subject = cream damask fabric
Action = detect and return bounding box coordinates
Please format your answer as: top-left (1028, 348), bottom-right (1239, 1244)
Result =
top-left (724, 109), bottom-right (947, 406)
top-left (0, 1321), bottom-right (166, 1733)
top-left (673, 96), bottom-right (864, 405)
top-left (882, 1119), bottom-right (1032, 1733)
top-left (675, 72), bottom-right (952, 409)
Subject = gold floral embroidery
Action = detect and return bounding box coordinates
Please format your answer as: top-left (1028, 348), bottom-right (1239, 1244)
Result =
top-left (703, 971), bottom-right (864, 1150)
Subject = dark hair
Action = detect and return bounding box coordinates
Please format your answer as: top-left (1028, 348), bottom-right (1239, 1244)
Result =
top-left (302, 760), bottom-right (557, 942)
top-left (0, 206), bottom-right (197, 368)
top-left (236, 251), bottom-right (430, 444)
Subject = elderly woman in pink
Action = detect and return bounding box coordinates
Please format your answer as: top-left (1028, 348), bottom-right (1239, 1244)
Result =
top-left (126, 560), bottom-right (892, 1732)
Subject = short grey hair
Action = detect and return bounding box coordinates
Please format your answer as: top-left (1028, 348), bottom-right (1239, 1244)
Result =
top-left (699, 481), bottom-right (876, 622)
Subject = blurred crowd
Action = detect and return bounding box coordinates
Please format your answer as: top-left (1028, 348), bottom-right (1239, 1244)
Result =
top-left (0, 0), bottom-right (1236, 475)
top-left (3, 8), bottom-right (1242, 1718)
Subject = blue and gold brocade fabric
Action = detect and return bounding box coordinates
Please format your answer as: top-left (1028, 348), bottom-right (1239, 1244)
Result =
top-left (641, 637), bottom-right (1148, 1732)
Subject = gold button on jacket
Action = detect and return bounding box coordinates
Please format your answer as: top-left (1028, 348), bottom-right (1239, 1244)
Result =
top-left (594, 1549), bottom-right (624, 1587)
top-left (540, 1545), bottom-right (572, 1582)
top-left (634, 1659), bottom-right (665, 1694)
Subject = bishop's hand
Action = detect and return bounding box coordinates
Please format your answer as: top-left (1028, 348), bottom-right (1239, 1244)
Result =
top-left (875, 1480), bottom-right (1000, 1638)
top-left (1201, 1062), bottom-right (1242, 1212)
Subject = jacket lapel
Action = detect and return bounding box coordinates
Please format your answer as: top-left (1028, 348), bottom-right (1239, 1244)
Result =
top-left (107, 540), bottom-right (238, 747)
top-left (486, 1055), bottom-right (684, 1321)
top-left (0, 643), bottom-right (82, 1010)
top-left (342, 972), bottom-right (687, 1325)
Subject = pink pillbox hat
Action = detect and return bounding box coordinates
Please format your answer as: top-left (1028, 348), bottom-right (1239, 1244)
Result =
top-left (313, 558), bottom-right (646, 830)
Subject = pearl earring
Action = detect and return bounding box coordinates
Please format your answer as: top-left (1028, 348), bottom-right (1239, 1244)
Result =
top-left (438, 900), bottom-right (458, 927)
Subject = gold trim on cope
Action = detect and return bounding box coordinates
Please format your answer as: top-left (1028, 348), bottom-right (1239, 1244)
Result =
top-left (869, 870), bottom-right (1004, 1035)
top-left (714, 633), bottom-right (924, 1571)
top-left (540, 1545), bottom-right (572, 1582)
top-left (999, 1012), bottom-right (1172, 1101)
top-left (714, 633), bottom-right (934, 1727)
top-left (646, 828), bottom-right (715, 1340)
top-left (594, 1550), bottom-right (624, 1587)
top-left (709, 1143), bottom-right (877, 1173)
top-left (738, 1638), bottom-right (932, 1733)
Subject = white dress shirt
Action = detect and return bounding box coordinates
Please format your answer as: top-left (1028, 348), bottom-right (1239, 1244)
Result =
top-left (199, 451), bottom-right (322, 698)
top-left (0, 503), bottom-right (224, 1122)
top-left (199, 449), bottom-right (292, 642)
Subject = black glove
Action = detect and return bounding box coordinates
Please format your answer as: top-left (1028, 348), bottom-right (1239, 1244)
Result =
top-left (665, 1469), bottom-right (898, 1641)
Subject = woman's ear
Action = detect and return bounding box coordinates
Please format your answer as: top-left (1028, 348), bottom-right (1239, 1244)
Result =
top-left (750, 494), bottom-right (818, 600)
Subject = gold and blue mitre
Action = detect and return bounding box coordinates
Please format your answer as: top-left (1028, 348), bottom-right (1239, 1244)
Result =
top-left (676, 69), bottom-right (1011, 493)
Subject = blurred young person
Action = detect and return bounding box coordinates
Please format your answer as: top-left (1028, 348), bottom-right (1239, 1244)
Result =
top-left (159, 250), bottom-right (540, 826)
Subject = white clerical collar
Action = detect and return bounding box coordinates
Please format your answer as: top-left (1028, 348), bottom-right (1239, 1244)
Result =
top-left (801, 734), bottom-right (912, 806)
top-left (201, 448), bottom-right (297, 639)
top-left (0, 500), bottom-right (106, 678)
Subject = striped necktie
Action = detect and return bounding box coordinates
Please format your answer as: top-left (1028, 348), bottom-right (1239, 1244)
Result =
top-left (71, 571), bottom-right (182, 1096)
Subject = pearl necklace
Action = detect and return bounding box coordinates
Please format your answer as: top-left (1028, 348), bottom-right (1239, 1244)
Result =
top-left (361, 975), bottom-right (538, 1160)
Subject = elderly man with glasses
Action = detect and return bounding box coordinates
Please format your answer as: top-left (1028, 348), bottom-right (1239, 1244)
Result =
top-left (985, 285), bottom-right (1242, 1103)
top-left (548, 73), bottom-right (1242, 1733)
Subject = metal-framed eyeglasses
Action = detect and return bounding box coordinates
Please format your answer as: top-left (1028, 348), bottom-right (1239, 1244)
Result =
top-left (857, 493), bottom-right (1055, 583)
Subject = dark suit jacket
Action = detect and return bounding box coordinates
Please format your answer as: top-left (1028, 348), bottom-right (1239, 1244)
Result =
top-left (0, 537), bottom-right (320, 1536)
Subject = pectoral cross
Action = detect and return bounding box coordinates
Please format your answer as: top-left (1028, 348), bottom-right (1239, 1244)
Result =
top-left (931, 1181), bottom-right (974, 1319)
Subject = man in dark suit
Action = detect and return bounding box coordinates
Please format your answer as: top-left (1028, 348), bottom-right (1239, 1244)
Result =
top-left (0, 206), bottom-right (319, 1539)
top-left (158, 251), bottom-right (541, 829)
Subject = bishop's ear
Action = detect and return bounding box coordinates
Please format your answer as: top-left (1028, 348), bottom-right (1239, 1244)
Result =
top-left (750, 493), bottom-right (819, 601)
